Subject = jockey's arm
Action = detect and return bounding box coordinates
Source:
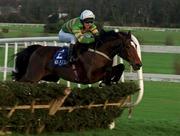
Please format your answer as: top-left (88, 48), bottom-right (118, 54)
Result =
top-left (90, 25), bottom-right (99, 36)
top-left (72, 27), bottom-right (95, 44)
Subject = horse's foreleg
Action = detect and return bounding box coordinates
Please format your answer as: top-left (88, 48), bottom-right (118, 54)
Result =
top-left (110, 64), bottom-right (125, 83)
top-left (100, 64), bottom-right (125, 86)
top-left (100, 67), bottom-right (112, 85)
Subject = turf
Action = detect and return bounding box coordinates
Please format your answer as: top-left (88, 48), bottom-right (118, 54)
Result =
top-left (131, 29), bottom-right (180, 45)
top-left (141, 53), bottom-right (180, 74)
top-left (0, 25), bottom-right (46, 38)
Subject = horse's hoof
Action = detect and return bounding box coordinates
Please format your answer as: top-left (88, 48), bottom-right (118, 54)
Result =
top-left (99, 82), bottom-right (106, 88)
top-left (112, 81), bottom-right (118, 85)
top-left (108, 121), bottom-right (115, 130)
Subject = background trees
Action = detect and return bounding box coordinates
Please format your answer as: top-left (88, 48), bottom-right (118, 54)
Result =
top-left (0, 0), bottom-right (180, 27)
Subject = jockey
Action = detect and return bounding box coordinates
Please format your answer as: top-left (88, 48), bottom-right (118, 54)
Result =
top-left (58, 9), bottom-right (99, 45)
top-left (58, 10), bottom-right (99, 62)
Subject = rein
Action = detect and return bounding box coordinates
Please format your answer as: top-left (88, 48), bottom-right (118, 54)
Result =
top-left (88, 48), bottom-right (112, 61)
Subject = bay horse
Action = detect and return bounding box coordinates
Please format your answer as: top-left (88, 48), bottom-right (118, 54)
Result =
top-left (12, 30), bottom-right (142, 85)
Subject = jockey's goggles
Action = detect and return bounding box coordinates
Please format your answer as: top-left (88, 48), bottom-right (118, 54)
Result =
top-left (83, 18), bottom-right (94, 24)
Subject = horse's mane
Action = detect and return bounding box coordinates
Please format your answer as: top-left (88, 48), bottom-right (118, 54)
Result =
top-left (76, 30), bottom-right (129, 49)
top-left (99, 30), bottom-right (129, 40)
top-left (99, 30), bottom-right (119, 39)
top-left (93, 30), bottom-right (129, 48)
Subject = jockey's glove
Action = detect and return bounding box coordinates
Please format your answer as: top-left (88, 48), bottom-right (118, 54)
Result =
top-left (83, 33), bottom-right (94, 38)
top-left (80, 33), bottom-right (95, 44)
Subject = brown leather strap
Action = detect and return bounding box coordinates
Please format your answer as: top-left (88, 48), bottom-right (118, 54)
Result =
top-left (72, 64), bottom-right (79, 81)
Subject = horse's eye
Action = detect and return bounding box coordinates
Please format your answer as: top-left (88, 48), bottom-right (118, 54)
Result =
top-left (125, 45), bottom-right (131, 49)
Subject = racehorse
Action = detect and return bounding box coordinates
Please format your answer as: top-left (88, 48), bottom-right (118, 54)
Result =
top-left (12, 30), bottom-right (142, 85)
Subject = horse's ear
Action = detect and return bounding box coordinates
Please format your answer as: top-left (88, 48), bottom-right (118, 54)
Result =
top-left (128, 31), bottom-right (131, 38)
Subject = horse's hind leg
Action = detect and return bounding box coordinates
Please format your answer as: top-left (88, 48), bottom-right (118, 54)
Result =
top-left (42, 74), bottom-right (60, 82)
top-left (19, 62), bottom-right (46, 83)
top-left (19, 76), bottom-right (37, 83)
top-left (19, 69), bottom-right (46, 83)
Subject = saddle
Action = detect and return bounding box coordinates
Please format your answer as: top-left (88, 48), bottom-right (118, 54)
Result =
top-left (69, 43), bottom-right (90, 62)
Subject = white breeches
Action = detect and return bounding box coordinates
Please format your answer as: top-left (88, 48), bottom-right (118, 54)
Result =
top-left (58, 30), bottom-right (77, 45)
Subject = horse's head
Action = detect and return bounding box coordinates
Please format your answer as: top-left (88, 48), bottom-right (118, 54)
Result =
top-left (116, 31), bottom-right (142, 70)
top-left (96, 30), bottom-right (142, 70)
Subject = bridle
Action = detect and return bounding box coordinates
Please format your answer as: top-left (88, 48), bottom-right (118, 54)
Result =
top-left (87, 33), bottom-right (138, 62)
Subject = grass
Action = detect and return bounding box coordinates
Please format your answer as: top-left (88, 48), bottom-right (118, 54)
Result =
top-left (132, 81), bottom-right (180, 120)
top-left (141, 53), bottom-right (180, 74)
top-left (130, 29), bottom-right (180, 45)
top-left (0, 47), bottom-right (15, 67)
top-left (0, 25), bottom-right (53, 38)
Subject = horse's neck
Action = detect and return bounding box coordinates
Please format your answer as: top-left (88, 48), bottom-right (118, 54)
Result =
top-left (97, 39), bottom-right (122, 59)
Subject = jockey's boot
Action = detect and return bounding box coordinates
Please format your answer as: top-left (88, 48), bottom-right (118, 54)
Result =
top-left (69, 55), bottom-right (76, 63)
top-left (68, 44), bottom-right (73, 63)
top-left (68, 44), bottom-right (77, 63)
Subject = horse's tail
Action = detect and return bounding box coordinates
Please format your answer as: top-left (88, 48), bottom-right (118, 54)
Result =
top-left (12, 44), bottom-right (42, 81)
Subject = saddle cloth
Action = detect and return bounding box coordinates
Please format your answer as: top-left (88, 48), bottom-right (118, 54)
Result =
top-left (53, 47), bottom-right (69, 67)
